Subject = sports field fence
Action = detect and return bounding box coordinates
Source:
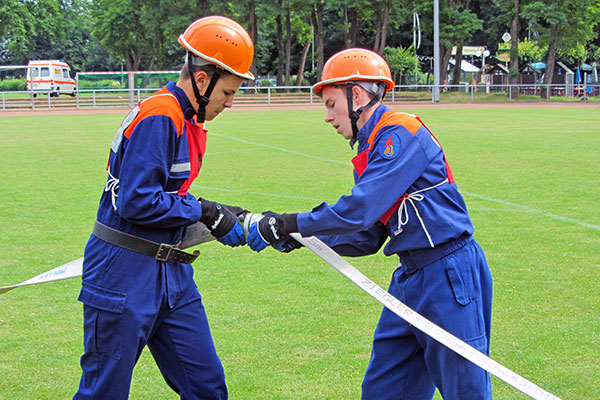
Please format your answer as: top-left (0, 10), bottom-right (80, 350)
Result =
top-left (1, 83), bottom-right (599, 111)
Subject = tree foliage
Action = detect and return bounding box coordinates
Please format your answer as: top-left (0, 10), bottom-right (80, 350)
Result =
top-left (498, 38), bottom-right (547, 63)
top-left (383, 46), bottom-right (419, 84)
top-left (522, 0), bottom-right (599, 91)
top-left (1, 0), bottom-right (599, 84)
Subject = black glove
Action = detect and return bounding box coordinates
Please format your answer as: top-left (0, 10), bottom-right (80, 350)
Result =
top-left (220, 204), bottom-right (249, 221)
top-left (199, 198), bottom-right (242, 238)
top-left (272, 237), bottom-right (303, 253)
top-left (256, 211), bottom-right (299, 242)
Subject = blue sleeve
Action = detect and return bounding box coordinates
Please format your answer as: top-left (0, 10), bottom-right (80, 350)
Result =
top-left (318, 221), bottom-right (387, 257)
top-left (297, 125), bottom-right (429, 237)
top-left (115, 115), bottom-right (202, 228)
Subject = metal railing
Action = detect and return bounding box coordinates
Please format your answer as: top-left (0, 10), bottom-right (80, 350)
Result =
top-left (1, 83), bottom-right (598, 111)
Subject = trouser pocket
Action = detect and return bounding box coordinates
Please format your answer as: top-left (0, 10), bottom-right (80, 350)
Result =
top-left (78, 281), bottom-right (127, 360)
top-left (443, 256), bottom-right (485, 342)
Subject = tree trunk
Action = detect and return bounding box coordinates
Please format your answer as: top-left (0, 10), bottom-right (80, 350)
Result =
top-left (343, 4), bottom-right (351, 49)
top-left (284, 8), bottom-right (291, 87)
top-left (542, 24), bottom-right (559, 98)
top-left (276, 3), bottom-right (284, 86)
top-left (373, 9), bottom-right (382, 53)
top-left (342, 5), bottom-right (359, 48)
top-left (376, 1), bottom-right (390, 55)
top-left (451, 43), bottom-right (463, 91)
top-left (196, 0), bottom-right (209, 16)
top-left (350, 8), bottom-right (358, 47)
top-left (248, 1), bottom-right (258, 81)
top-left (126, 51), bottom-right (141, 72)
top-left (312, 1), bottom-right (325, 80)
top-left (296, 35), bottom-right (311, 90)
top-left (147, 56), bottom-right (157, 71)
top-left (509, 0), bottom-right (519, 99)
top-left (440, 44), bottom-right (452, 85)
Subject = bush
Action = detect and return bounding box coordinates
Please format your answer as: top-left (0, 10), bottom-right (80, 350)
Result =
top-left (0, 78), bottom-right (26, 91)
top-left (258, 79), bottom-right (274, 87)
top-left (289, 76), bottom-right (311, 86)
top-left (78, 79), bottom-right (122, 89)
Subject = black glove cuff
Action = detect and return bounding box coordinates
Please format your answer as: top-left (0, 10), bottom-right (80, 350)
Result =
top-left (221, 204), bottom-right (249, 220)
top-left (199, 198), bottom-right (217, 223)
top-left (199, 198), bottom-right (236, 237)
top-left (280, 213), bottom-right (299, 235)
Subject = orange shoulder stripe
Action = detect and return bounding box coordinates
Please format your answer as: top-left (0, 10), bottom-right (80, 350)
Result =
top-left (367, 111), bottom-right (423, 150)
top-left (124, 88), bottom-right (185, 138)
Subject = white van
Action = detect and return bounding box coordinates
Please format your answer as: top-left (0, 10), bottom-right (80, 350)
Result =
top-left (26, 59), bottom-right (77, 96)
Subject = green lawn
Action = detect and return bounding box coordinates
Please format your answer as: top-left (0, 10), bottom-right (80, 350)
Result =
top-left (0, 106), bottom-right (598, 399)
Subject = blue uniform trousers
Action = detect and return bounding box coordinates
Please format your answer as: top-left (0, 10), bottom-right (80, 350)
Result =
top-left (361, 237), bottom-right (493, 400)
top-left (74, 237), bottom-right (227, 400)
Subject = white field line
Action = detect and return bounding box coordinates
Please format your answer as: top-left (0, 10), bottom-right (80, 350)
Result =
top-left (209, 132), bottom-right (350, 166)
top-left (462, 191), bottom-right (600, 231)
top-left (209, 132), bottom-right (599, 232)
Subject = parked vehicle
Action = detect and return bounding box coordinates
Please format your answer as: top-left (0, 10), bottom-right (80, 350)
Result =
top-left (26, 59), bottom-right (76, 96)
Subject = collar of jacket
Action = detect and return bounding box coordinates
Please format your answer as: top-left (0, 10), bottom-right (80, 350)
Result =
top-left (166, 81), bottom-right (197, 121)
top-left (355, 104), bottom-right (390, 154)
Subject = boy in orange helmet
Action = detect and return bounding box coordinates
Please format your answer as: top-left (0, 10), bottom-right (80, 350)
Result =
top-left (74, 16), bottom-right (254, 400)
top-left (247, 48), bottom-right (493, 399)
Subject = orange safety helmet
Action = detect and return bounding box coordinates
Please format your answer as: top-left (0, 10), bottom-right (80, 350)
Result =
top-left (178, 16), bottom-right (254, 80)
top-left (312, 48), bottom-right (394, 97)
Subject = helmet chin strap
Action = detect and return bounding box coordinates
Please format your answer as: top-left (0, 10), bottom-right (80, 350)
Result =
top-left (188, 52), bottom-right (222, 123)
top-left (345, 82), bottom-right (383, 149)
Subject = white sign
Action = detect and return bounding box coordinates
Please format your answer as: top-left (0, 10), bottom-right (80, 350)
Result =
top-left (452, 46), bottom-right (484, 56)
top-left (502, 32), bottom-right (512, 42)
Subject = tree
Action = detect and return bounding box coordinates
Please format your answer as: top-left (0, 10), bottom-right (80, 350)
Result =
top-left (522, 0), bottom-right (600, 97)
top-left (498, 38), bottom-right (547, 63)
top-left (0, 0), bottom-right (63, 65)
top-left (91, 0), bottom-right (199, 71)
top-left (383, 46), bottom-right (419, 84)
top-left (311, 0), bottom-right (325, 80)
top-left (415, 0), bottom-right (482, 84)
top-left (290, 7), bottom-right (314, 88)
top-left (91, 0), bottom-right (148, 71)
top-left (247, 1), bottom-right (258, 79)
top-left (374, 0), bottom-right (392, 55)
top-left (341, 1), bottom-right (360, 48)
top-left (54, 0), bottom-right (121, 72)
top-left (447, 0), bottom-right (483, 90)
top-left (275, 0), bottom-right (284, 86)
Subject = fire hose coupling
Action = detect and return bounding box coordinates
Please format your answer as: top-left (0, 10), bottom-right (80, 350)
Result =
top-left (242, 213), bottom-right (264, 238)
top-left (243, 212), bottom-right (302, 253)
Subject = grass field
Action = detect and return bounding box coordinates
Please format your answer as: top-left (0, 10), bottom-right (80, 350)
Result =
top-left (0, 105), bottom-right (598, 399)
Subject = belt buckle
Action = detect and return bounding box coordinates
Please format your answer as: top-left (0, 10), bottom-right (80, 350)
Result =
top-left (155, 243), bottom-right (175, 262)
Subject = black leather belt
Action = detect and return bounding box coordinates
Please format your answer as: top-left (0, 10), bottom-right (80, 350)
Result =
top-left (92, 221), bottom-right (199, 264)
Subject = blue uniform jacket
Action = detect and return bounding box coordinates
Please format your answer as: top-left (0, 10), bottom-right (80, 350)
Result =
top-left (95, 81), bottom-right (203, 245)
top-left (296, 104), bottom-right (474, 257)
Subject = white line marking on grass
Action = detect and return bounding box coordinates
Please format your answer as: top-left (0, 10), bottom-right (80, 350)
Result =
top-left (209, 132), bottom-right (350, 166)
top-left (468, 207), bottom-right (533, 213)
top-left (208, 132), bottom-right (599, 231)
top-left (463, 191), bottom-right (600, 231)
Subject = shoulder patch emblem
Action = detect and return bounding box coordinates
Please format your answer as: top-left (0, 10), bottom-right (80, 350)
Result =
top-left (378, 132), bottom-right (401, 160)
